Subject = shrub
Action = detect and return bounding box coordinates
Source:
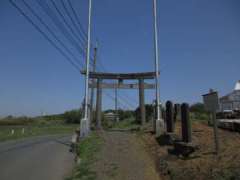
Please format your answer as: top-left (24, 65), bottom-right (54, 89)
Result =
top-left (63, 109), bottom-right (82, 124)
top-left (135, 104), bottom-right (154, 123)
top-left (0, 116), bottom-right (34, 126)
top-left (190, 103), bottom-right (209, 121)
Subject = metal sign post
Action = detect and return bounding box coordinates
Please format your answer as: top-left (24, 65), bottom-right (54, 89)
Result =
top-left (203, 90), bottom-right (220, 154)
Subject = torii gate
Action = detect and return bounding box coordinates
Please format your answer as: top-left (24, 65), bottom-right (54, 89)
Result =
top-left (83, 71), bottom-right (156, 129)
top-left (81, 0), bottom-right (163, 137)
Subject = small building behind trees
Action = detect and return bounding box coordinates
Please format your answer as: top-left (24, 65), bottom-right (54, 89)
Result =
top-left (104, 112), bottom-right (118, 122)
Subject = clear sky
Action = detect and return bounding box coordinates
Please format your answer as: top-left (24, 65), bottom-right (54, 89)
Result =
top-left (0, 0), bottom-right (240, 116)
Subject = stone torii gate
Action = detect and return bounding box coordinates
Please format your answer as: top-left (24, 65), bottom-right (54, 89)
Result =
top-left (84, 71), bottom-right (156, 129)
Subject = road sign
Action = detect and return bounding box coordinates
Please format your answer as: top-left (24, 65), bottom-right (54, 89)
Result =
top-left (202, 91), bottom-right (219, 112)
top-left (202, 90), bottom-right (220, 155)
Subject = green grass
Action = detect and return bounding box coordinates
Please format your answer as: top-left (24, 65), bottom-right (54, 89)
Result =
top-left (110, 118), bottom-right (140, 130)
top-left (0, 124), bottom-right (78, 142)
top-left (190, 112), bottom-right (210, 121)
top-left (66, 132), bottom-right (103, 180)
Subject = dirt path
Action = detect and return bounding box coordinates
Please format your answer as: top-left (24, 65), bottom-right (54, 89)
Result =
top-left (93, 131), bottom-right (161, 180)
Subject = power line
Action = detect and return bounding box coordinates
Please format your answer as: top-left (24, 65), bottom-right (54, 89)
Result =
top-left (49, 0), bottom-right (86, 49)
top-left (67, 0), bottom-right (88, 39)
top-left (36, 0), bottom-right (87, 61)
top-left (43, 0), bottom-right (96, 68)
top-left (117, 93), bottom-right (136, 109)
top-left (118, 92), bottom-right (138, 107)
top-left (105, 89), bottom-right (135, 110)
top-left (10, 0), bottom-right (131, 112)
top-left (103, 91), bottom-right (131, 110)
top-left (9, 0), bottom-right (81, 72)
top-left (67, 0), bottom-right (95, 51)
top-left (21, 0), bottom-right (84, 69)
top-left (60, 0), bottom-right (87, 43)
top-left (97, 58), bottom-right (108, 72)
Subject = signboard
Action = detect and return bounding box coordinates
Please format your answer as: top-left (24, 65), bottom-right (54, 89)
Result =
top-left (202, 91), bottom-right (219, 112)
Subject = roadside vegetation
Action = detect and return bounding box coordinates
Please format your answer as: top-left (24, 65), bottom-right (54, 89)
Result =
top-left (102, 105), bottom-right (154, 130)
top-left (190, 103), bottom-right (210, 123)
top-left (0, 124), bottom-right (78, 142)
top-left (110, 118), bottom-right (140, 130)
top-left (0, 109), bottom-right (82, 142)
top-left (66, 132), bottom-right (103, 180)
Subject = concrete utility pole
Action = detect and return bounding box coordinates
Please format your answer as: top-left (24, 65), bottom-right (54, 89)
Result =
top-left (81, 0), bottom-right (92, 137)
top-left (153, 0), bottom-right (164, 137)
top-left (90, 45), bottom-right (97, 127)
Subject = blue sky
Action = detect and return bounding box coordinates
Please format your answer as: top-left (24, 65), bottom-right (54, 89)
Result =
top-left (0, 0), bottom-right (240, 116)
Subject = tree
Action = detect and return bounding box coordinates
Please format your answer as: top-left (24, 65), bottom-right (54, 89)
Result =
top-left (135, 104), bottom-right (154, 123)
top-left (190, 103), bottom-right (206, 113)
top-left (63, 109), bottom-right (82, 124)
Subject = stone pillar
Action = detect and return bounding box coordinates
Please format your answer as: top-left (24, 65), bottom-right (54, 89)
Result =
top-left (166, 101), bottom-right (174, 133)
top-left (139, 79), bottom-right (146, 125)
top-left (181, 103), bottom-right (192, 143)
top-left (96, 78), bottom-right (102, 129)
top-left (173, 104), bottom-right (180, 122)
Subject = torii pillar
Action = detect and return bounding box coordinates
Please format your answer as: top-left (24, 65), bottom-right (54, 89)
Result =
top-left (139, 79), bottom-right (146, 125)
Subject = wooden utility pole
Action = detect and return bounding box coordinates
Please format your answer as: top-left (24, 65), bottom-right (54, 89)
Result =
top-left (96, 78), bottom-right (102, 129)
top-left (90, 46), bottom-right (97, 127)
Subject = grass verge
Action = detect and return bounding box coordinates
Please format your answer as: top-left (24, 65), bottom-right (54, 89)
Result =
top-left (110, 118), bottom-right (140, 130)
top-left (0, 124), bottom-right (78, 142)
top-left (66, 132), bottom-right (103, 180)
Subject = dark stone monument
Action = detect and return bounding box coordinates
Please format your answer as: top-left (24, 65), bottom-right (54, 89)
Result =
top-left (174, 104), bottom-right (181, 122)
top-left (169, 103), bottom-right (198, 157)
top-left (181, 103), bottom-right (192, 143)
top-left (156, 101), bottom-right (178, 146)
top-left (166, 101), bottom-right (174, 133)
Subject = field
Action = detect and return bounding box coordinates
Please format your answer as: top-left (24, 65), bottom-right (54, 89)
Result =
top-left (0, 124), bottom-right (78, 142)
top-left (0, 116), bottom-right (78, 142)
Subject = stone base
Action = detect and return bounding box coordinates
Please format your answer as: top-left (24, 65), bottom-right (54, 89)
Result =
top-left (156, 133), bottom-right (179, 146)
top-left (80, 118), bottom-right (90, 138)
top-left (155, 119), bottom-right (164, 137)
top-left (234, 122), bottom-right (240, 132)
top-left (169, 141), bottom-right (198, 157)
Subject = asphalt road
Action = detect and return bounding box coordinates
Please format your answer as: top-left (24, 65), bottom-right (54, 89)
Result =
top-left (0, 135), bottom-right (75, 180)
